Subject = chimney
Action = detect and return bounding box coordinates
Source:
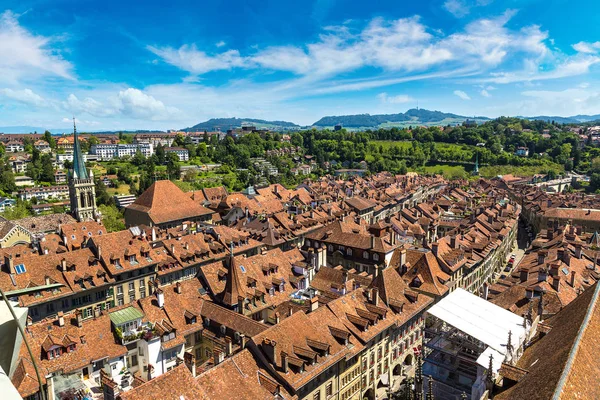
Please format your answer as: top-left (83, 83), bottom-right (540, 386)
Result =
top-left (575, 244), bottom-right (583, 259)
top-left (151, 227), bottom-right (157, 242)
top-left (175, 282), bottom-right (182, 294)
top-left (450, 236), bottom-right (457, 249)
top-left (551, 276), bottom-right (560, 291)
top-left (370, 236), bottom-right (375, 249)
top-left (570, 271), bottom-right (576, 287)
top-left (57, 311), bottom-right (65, 327)
top-left (281, 352), bottom-right (289, 373)
top-left (225, 336), bottom-right (233, 356)
top-left (76, 310), bottom-right (83, 328)
top-left (547, 228), bottom-right (554, 240)
top-left (94, 306), bottom-right (101, 318)
top-left (156, 288), bottom-right (165, 308)
top-left (97, 244), bottom-right (102, 259)
top-left (171, 244), bottom-right (176, 255)
top-left (399, 248), bottom-right (407, 269)
top-left (431, 243), bottom-right (439, 257)
top-left (262, 339), bottom-right (278, 366)
top-left (538, 268), bottom-right (548, 283)
top-left (310, 296), bottom-right (319, 312)
top-left (537, 250), bottom-right (547, 265)
top-left (520, 268), bottom-right (529, 283)
top-left (44, 276), bottom-right (51, 286)
top-left (61, 258), bottom-right (67, 272)
top-left (275, 312), bottom-right (280, 324)
top-left (372, 287), bottom-right (379, 306)
top-left (240, 334), bottom-right (247, 349)
top-left (390, 231), bottom-right (396, 246)
top-left (342, 270), bottom-right (348, 283)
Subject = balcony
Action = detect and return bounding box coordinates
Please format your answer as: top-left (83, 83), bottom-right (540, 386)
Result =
top-left (116, 322), bottom-right (156, 345)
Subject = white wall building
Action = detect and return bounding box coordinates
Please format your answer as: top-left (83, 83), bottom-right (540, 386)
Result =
top-left (90, 143), bottom-right (154, 160)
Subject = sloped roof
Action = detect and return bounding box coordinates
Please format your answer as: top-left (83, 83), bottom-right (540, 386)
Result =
top-left (127, 180), bottom-right (213, 224)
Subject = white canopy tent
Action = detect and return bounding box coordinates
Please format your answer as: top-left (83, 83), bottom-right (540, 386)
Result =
top-left (427, 288), bottom-right (527, 373)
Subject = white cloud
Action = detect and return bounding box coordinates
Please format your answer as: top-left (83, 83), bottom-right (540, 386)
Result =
top-left (115, 88), bottom-right (182, 120)
top-left (62, 88), bottom-right (182, 121)
top-left (0, 11), bottom-right (73, 84)
top-left (483, 54), bottom-right (600, 84)
top-left (0, 88), bottom-right (46, 106)
top-left (147, 44), bottom-right (246, 75)
top-left (454, 90), bottom-right (471, 100)
top-left (150, 11), bottom-right (549, 81)
top-left (215, 40), bottom-right (226, 48)
top-left (377, 92), bottom-right (414, 104)
top-left (444, 0), bottom-right (495, 18)
top-left (480, 89), bottom-right (491, 97)
top-left (444, 0), bottom-right (470, 18)
top-left (573, 41), bottom-right (600, 54)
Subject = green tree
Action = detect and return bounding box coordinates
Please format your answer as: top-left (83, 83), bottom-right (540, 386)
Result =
top-left (44, 130), bottom-right (56, 149)
top-left (156, 143), bottom-right (166, 164)
top-left (166, 152), bottom-right (181, 179)
top-left (40, 154), bottom-right (55, 182)
top-left (99, 204), bottom-right (125, 232)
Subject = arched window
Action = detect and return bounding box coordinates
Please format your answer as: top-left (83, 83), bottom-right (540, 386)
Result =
top-left (373, 253), bottom-right (379, 261)
top-left (305, 240), bottom-right (311, 248)
top-left (80, 192), bottom-right (86, 208)
top-left (347, 248), bottom-right (353, 256)
top-left (328, 245), bottom-right (334, 252)
top-left (363, 251), bottom-right (369, 259)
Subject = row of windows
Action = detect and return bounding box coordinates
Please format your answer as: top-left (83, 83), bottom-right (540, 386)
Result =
top-left (306, 240), bottom-right (381, 261)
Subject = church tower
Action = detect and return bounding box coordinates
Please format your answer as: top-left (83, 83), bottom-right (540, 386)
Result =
top-left (68, 118), bottom-right (97, 221)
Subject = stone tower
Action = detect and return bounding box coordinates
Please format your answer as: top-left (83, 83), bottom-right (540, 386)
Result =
top-left (68, 118), bottom-right (97, 221)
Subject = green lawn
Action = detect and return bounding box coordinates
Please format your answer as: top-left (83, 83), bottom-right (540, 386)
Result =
top-left (479, 164), bottom-right (564, 178)
top-left (370, 140), bottom-right (474, 152)
top-left (413, 165), bottom-right (469, 180)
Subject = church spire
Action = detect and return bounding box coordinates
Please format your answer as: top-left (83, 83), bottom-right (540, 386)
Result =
top-left (221, 242), bottom-right (245, 310)
top-left (71, 117), bottom-right (88, 180)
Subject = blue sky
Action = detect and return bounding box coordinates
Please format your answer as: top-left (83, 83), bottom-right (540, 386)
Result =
top-left (0, 0), bottom-right (599, 131)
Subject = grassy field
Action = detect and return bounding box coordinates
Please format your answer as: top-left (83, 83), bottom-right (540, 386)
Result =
top-left (479, 164), bottom-right (564, 178)
top-left (413, 165), bottom-right (469, 180)
top-left (107, 183), bottom-right (132, 196)
top-left (370, 140), bottom-right (474, 152)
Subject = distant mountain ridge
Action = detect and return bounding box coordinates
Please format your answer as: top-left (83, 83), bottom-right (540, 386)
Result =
top-left (182, 117), bottom-right (300, 131)
top-left (516, 115), bottom-right (600, 124)
top-left (312, 108), bottom-right (491, 128)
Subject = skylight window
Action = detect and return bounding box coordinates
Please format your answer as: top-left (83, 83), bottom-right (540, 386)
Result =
top-left (561, 267), bottom-right (569, 275)
top-left (15, 264), bottom-right (26, 274)
top-left (240, 265), bottom-right (246, 273)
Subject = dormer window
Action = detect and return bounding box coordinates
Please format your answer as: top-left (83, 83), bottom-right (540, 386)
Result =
top-left (129, 255), bottom-right (137, 264)
top-left (363, 251), bottom-right (369, 259)
top-left (347, 248), bottom-right (353, 256)
top-left (269, 287), bottom-right (275, 296)
top-left (373, 254), bottom-right (379, 261)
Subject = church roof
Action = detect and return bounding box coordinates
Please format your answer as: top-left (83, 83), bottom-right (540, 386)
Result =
top-left (126, 180), bottom-right (213, 224)
top-left (71, 120), bottom-right (88, 180)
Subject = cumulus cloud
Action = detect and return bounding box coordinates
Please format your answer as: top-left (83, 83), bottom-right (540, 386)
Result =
top-left (572, 41), bottom-right (600, 54)
top-left (0, 11), bottom-right (73, 84)
top-left (215, 40), bottom-right (226, 48)
top-left (454, 90), bottom-right (471, 100)
top-left (0, 88), bottom-right (46, 106)
top-left (115, 88), bottom-right (182, 120)
top-left (62, 88), bottom-right (182, 121)
top-left (377, 92), bottom-right (414, 104)
top-left (150, 11), bottom-right (551, 80)
top-left (480, 89), bottom-right (491, 97)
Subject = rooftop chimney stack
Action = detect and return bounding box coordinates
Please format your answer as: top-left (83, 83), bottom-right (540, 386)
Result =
top-left (175, 282), bottom-right (182, 294)
top-left (156, 288), bottom-right (165, 308)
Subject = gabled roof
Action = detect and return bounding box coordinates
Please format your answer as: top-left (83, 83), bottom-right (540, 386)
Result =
top-left (126, 180), bottom-right (213, 224)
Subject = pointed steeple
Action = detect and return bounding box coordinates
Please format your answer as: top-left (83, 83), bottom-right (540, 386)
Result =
top-left (415, 354), bottom-right (424, 400)
top-left (426, 376), bottom-right (434, 400)
top-left (71, 117), bottom-right (88, 180)
top-left (221, 242), bottom-right (245, 309)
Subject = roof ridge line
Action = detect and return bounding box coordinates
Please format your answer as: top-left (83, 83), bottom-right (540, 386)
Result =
top-left (552, 281), bottom-right (600, 399)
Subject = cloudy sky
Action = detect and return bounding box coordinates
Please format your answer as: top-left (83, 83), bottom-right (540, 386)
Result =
top-left (0, 0), bottom-right (599, 131)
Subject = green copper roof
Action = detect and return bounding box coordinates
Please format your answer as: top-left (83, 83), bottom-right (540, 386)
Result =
top-left (109, 306), bottom-right (144, 326)
top-left (71, 119), bottom-right (88, 179)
